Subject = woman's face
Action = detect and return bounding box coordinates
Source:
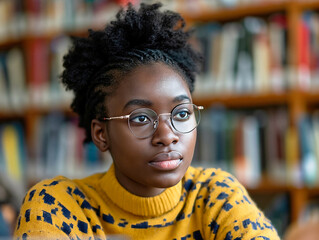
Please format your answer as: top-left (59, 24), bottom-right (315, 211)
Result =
top-left (103, 62), bottom-right (197, 197)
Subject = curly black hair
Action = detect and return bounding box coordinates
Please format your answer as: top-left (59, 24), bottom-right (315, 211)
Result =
top-left (61, 2), bottom-right (202, 142)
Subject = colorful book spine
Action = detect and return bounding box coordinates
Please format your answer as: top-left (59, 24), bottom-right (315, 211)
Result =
top-left (0, 122), bottom-right (26, 182)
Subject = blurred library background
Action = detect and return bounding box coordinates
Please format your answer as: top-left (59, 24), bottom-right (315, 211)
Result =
top-left (1, 0), bottom-right (319, 238)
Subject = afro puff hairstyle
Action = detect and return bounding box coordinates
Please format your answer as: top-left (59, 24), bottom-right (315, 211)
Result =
top-left (61, 2), bottom-right (202, 142)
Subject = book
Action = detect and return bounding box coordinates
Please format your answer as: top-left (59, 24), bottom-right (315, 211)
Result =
top-left (306, 12), bottom-right (319, 89)
top-left (268, 13), bottom-right (288, 91)
top-left (216, 22), bottom-right (240, 93)
top-left (252, 18), bottom-right (270, 92)
top-left (0, 0), bottom-right (11, 42)
top-left (234, 17), bottom-right (255, 93)
top-left (243, 115), bottom-right (261, 188)
top-left (27, 39), bottom-right (50, 107)
top-left (0, 123), bottom-right (24, 181)
top-left (254, 110), bottom-right (268, 176)
top-left (233, 113), bottom-right (247, 184)
top-left (49, 36), bottom-right (73, 107)
top-left (297, 13), bottom-right (311, 90)
top-left (265, 109), bottom-right (288, 183)
top-left (298, 114), bottom-right (318, 186)
top-left (44, 112), bottom-right (65, 178)
top-left (210, 105), bottom-right (228, 171)
top-left (0, 53), bottom-right (10, 111)
top-left (194, 23), bottom-right (222, 95)
top-left (285, 126), bottom-right (301, 186)
top-left (196, 109), bottom-right (215, 167)
top-left (224, 111), bottom-right (236, 174)
top-left (6, 47), bottom-right (28, 112)
top-left (312, 111), bottom-right (319, 185)
top-left (63, 120), bottom-right (81, 177)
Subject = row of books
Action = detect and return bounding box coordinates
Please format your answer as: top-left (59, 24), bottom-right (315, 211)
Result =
top-left (0, 0), bottom-right (180, 44)
top-left (0, 0), bottom-right (120, 43)
top-left (193, 11), bottom-right (319, 95)
top-left (0, 114), bottom-right (112, 184)
top-left (2, 106), bottom-right (319, 189)
top-left (0, 37), bottom-right (73, 112)
top-left (193, 106), bottom-right (319, 188)
top-left (179, 0), bottom-right (266, 14)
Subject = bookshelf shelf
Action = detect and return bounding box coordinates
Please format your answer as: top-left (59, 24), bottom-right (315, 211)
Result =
top-left (246, 175), bottom-right (319, 193)
top-left (303, 91), bottom-right (319, 104)
top-left (182, 0), bottom-right (319, 24)
top-left (0, 39), bottom-right (24, 50)
top-left (182, 1), bottom-right (290, 23)
top-left (194, 92), bottom-right (289, 108)
top-left (298, 1), bottom-right (319, 11)
top-left (0, 112), bottom-right (26, 120)
top-left (24, 29), bottom-right (89, 42)
top-left (0, 106), bottom-right (73, 118)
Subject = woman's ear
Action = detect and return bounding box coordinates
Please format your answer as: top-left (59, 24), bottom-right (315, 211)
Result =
top-left (91, 119), bottom-right (109, 152)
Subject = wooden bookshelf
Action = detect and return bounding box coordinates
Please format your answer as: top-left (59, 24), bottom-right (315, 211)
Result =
top-left (2, 0), bottom-right (319, 236)
top-left (183, 0), bottom-right (319, 226)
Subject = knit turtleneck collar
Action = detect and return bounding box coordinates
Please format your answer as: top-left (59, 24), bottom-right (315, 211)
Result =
top-left (99, 164), bottom-right (182, 217)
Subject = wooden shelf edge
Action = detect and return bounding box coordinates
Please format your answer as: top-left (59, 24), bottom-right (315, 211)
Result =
top-left (246, 182), bottom-right (319, 194)
top-left (302, 91), bottom-right (319, 104)
top-left (182, 0), bottom-right (290, 22)
top-left (182, 0), bottom-right (319, 23)
top-left (0, 29), bottom-right (89, 48)
top-left (1, 90), bottom-right (319, 117)
top-left (0, 38), bottom-right (24, 49)
top-left (193, 90), bottom-right (319, 108)
top-left (193, 91), bottom-right (289, 108)
top-left (298, 0), bottom-right (319, 11)
top-left (0, 106), bottom-right (74, 119)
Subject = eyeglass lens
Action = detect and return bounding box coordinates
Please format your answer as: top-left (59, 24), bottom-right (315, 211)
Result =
top-left (128, 103), bottom-right (201, 138)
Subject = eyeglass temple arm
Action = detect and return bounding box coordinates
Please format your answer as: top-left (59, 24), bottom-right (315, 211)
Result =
top-left (102, 105), bottom-right (204, 121)
top-left (102, 115), bottom-right (130, 121)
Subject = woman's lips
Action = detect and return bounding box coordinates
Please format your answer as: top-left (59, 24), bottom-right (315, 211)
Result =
top-left (149, 151), bottom-right (183, 170)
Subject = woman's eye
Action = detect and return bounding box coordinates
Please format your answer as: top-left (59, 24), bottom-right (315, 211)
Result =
top-left (174, 110), bottom-right (190, 120)
top-left (131, 115), bottom-right (151, 124)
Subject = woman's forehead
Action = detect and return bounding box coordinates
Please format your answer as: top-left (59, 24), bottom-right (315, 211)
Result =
top-left (106, 63), bottom-right (192, 111)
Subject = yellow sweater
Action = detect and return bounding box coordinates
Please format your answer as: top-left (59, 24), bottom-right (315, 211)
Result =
top-left (14, 165), bottom-right (280, 240)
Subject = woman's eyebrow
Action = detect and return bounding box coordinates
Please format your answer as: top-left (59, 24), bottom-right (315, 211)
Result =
top-left (123, 99), bottom-right (153, 110)
top-left (173, 95), bottom-right (191, 103)
top-left (123, 95), bottom-right (190, 110)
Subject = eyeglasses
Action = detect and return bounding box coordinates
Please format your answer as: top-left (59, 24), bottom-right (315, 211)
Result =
top-left (100, 103), bottom-right (204, 139)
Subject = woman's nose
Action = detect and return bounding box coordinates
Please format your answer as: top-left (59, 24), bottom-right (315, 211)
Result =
top-left (151, 116), bottom-right (179, 146)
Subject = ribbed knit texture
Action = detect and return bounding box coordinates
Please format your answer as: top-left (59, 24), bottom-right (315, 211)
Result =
top-left (14, 165), bottom-right (280, 240)
top-left (99, 165), bottom-right (182, 217)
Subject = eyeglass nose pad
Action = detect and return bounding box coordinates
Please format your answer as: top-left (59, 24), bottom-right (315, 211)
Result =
top-left (153, 120), bottom-right (159, 129)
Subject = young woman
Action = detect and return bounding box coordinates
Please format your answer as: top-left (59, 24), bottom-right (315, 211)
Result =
top-left (14, 3), bottom-right (280, 240)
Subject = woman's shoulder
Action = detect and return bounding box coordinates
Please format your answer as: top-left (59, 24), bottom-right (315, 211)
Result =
top-left (28, 175), bottom-right (80, 195)
top-left (20, 172), bottom-right (104, 211)
top-left (20, 176), bottom-right (81, 210)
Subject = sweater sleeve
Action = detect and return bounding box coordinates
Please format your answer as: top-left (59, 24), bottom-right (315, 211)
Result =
top-left (13, 176), bottom-right (104, 240)
top-left (202, 170), bottom-right (280, 240)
